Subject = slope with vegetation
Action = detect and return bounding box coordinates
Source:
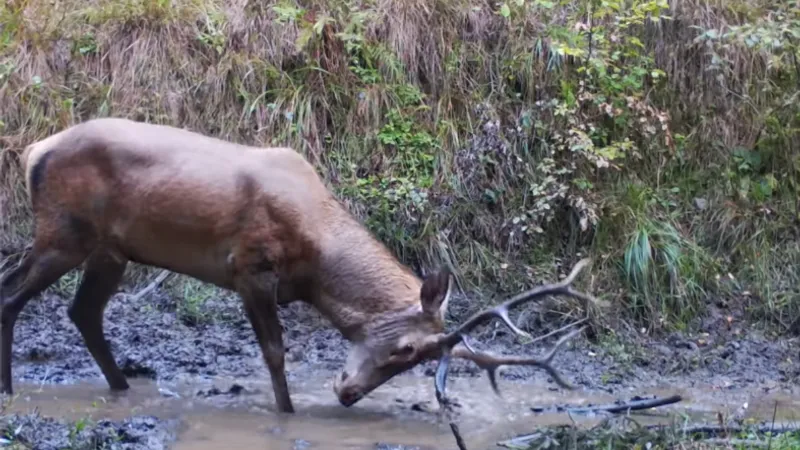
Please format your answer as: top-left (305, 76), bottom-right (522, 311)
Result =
top-left (0, 0), bottom-right (798, 336)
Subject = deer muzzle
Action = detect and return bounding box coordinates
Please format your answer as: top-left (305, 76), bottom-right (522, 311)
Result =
top-left (337, 388), bottom-right (364, 407)
top-left (333, 370), bottom-right (365, 407)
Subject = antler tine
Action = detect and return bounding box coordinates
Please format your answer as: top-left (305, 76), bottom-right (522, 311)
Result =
top-left (453, 325), bottom-right (585, 395)
top-left (440, 258), bottom-right (594, 348)
top-left (432, 258), bottom-right (595, 405)
top-left (434, 333), bottom-right (481, 405)
top-left (434, 351), bottom-right (451, 405)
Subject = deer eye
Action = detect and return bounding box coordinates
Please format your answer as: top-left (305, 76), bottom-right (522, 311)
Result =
top-left (391, 344), bottom-right (415, 358)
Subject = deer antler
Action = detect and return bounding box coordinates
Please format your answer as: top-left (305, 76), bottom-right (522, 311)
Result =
top-left (433, 258), bottom-right (597, 404)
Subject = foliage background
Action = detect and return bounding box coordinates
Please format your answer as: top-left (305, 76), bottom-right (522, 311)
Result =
top-left (0, 0), bottom-right (798, 333)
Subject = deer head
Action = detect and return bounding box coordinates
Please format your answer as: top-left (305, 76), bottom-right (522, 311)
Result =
top-left (333, 258), bottom-right (596, 407)
top-left (333, 268), bottom-right (453, 406)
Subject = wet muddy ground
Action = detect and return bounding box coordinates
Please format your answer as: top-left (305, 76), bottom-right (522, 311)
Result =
top-left (0, 282), bottom-right (798, 449)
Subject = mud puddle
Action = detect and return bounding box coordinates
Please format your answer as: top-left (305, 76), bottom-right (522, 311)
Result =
top-left (5, 370), bottom-right (800, 450)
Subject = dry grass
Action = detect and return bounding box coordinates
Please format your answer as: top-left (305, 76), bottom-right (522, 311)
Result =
top-left (0, 0), bottom-right (797, 331)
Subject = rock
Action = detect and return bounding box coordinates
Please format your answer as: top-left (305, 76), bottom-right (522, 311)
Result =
top-left (293, 439), bottom-right (312, 450)
top-left (693, 197), bottom-right (708, 210)
top-left (375, 444), bottom-right (422, 450)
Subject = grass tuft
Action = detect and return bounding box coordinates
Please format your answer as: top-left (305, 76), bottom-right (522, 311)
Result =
top-left (514, 418), bottom-right (800, 450)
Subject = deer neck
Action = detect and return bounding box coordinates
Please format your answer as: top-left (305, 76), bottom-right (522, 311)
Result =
top-left (315, 213), bottom-right (422, 341)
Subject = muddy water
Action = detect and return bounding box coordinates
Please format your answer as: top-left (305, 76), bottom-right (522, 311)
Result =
top-left (4, 292), bottom-right (800, 449)
top-left (6, 370), bottom-right (796, 450)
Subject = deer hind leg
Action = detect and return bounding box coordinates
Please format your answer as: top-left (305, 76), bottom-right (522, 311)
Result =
top-left (237, 274), bottom-right (294, 413)
top-left (0, 244), bottom-right (89, 394)
top-left (67, 250), bottom-right (129, 391)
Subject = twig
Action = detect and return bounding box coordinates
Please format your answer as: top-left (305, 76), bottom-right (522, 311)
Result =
top-left (561, 395), bottom-right (683, 415)
top-left (36, 366), bottom-right (51, 392)
top-left (0, 245), bottom-right (29, 274)
top-left (129, 270), bottom-right (171, 301)
top-left (528, 318), bottom-right (589, 345)
top-left (435, 352), bottom-right (469, 450)
top-left (497, 433), bottom-right (542, 449)
top-left (768, 400), bottom-right (778, 450)
top-left (450, 423), bottom-right (468, 450)
top-left (578, 2), bottom-right (594, 99)
top-left (703, 438), bottom-right (769, 447)
top-left (786, 34), bottom-right (800, 93)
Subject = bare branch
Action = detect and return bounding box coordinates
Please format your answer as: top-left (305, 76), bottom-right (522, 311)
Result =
top-left (449, 423), bottom-right (469, 450)
top-left (528, 317), bottom-right (588, 345)
top-left (542, 394), bottom-right (683, 415)
top-left (128, 270), bottom-right (171, 302)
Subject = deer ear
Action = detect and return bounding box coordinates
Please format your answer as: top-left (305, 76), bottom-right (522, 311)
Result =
top-left (420, 267), bottom-right (452, 320)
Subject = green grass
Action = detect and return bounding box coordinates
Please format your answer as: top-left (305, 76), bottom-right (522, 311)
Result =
top-left (593, 181), bottom-right (723, 330)
top-left (510, 419), bottom-right (800, 450)
top-left (0, 0), bottom-right (798, 334)
top-left (167, 277), bottom-right (227, 326)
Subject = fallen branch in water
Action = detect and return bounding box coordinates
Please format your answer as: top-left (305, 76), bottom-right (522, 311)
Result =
top-left (433, 352), bottom-right (469, 450)
top-left (563, 394), bottom-right (683, 415)
top-left (450, 423), bottom-right (468, 450)
top-left (129, 270), bottom-right (171, 302)
top-left (497, 432), bottom-right (542, 449)
top-left (502, 395), bottom-right (684, 448)
top-left (529, 394), bottom-right (682, 416)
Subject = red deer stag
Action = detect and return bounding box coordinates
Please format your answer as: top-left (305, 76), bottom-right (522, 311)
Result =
top-left (0, 118), bottom-right (596, 414)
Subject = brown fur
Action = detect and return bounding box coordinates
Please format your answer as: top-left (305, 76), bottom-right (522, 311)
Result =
top-left (2, 118), bottom-right (454, 413)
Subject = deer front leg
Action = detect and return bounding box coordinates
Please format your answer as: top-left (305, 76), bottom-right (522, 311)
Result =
top-left (237, 275), bottom-right (294, 413)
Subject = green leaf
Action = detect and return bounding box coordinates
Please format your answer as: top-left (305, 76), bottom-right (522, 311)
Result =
top-left (313, 17), bottom-right (331, 35)
top-left (500, 3), bottom-right (511, 18)
top-left (295, 28), bottom-right (313, 51)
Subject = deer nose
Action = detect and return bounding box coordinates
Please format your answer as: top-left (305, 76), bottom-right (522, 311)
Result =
top-left (338, 387), bottom-right (363, 407)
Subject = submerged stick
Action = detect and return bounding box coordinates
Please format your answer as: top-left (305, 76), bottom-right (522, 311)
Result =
top-left (435, 352), bottom-right (469, 450)
top-left (450, 423), bottom-right (468, 450)
top-left (562, 394), bottom-right (683, 415)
